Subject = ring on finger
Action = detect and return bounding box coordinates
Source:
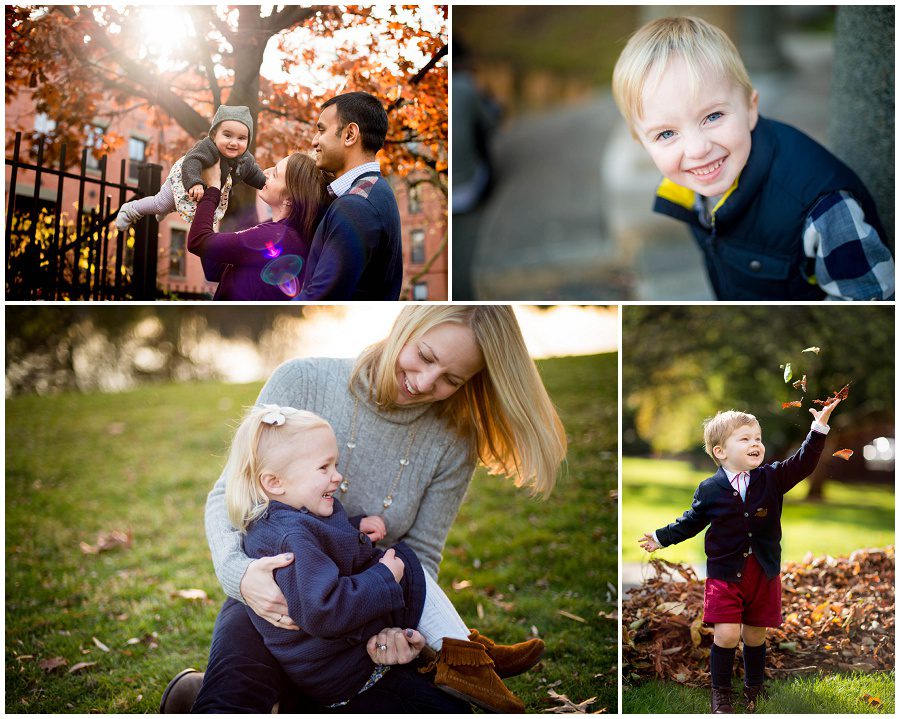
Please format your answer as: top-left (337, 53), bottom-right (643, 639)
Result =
top-left (377, 643), bottom-right (388, 651)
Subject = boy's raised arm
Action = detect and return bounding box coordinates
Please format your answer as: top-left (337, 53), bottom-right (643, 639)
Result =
top-left (774, 398), bottom-right (841, 493)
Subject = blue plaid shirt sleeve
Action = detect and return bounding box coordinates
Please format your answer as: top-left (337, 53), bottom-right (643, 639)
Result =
top-left (802, 191), bottom-right (895, 300)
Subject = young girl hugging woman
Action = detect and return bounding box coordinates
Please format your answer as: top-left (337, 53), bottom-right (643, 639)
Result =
top-left (223, 405), bottom-right (543, 713)
top-left (115, 105), bottom-right (266, 232)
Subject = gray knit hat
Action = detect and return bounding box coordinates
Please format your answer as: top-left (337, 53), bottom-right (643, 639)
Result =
top-left (210, 105), bottom-right (254, 145)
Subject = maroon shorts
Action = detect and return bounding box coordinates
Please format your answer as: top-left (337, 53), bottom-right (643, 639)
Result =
top-left (703, 554), bottom-right (782, 627)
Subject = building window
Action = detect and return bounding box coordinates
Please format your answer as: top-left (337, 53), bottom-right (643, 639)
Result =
top-left (169, 228), bottom-right (186, 278)
top-left (410, 229), bottom-right (425, 264)
top-left (128, 137), bottom-right (147, 181)
top-left (34, 112), bottom-right (56, 136)
top-left (408, 184), bottom-right (422, 213)
top-left (84, 124), bottom-right (105, 170)
top-left (413, 282), bottom-right (428, 300)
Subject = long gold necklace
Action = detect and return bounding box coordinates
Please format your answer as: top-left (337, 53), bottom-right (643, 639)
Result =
top-left (340, 396), bottom-right (420, 509)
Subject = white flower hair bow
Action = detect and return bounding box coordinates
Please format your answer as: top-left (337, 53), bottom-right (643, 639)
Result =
top-left (260, 404), bottom-right (299, 426)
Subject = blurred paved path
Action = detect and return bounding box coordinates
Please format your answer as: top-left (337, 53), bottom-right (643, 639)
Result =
top-left (457, 95), bottom-right (633, 300)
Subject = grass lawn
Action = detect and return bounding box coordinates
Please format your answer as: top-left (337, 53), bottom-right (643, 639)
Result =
top-left (622, 457), bottom-right (894, 567)
top-left (6, 353), bottom-right (618, 713)
top-left (623, 671), bottom-right (895, 714)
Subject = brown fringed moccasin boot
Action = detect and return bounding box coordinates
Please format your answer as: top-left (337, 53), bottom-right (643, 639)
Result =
top-left (422, 637), bottom-right (525, 713)
top-left (468, 629), bottom-right (545, 678)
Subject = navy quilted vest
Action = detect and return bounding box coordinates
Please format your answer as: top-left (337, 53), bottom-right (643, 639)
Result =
top-left (653, 116), bottom-right (887, 300)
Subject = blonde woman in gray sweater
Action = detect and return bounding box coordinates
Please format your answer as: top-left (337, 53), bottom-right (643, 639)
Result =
top-left (163, 306), bottom-right (567, 713)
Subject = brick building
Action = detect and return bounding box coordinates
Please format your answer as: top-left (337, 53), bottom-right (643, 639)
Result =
top-left (5, 94), bottom-right (448, 299)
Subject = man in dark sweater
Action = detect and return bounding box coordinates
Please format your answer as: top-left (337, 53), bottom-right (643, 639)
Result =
top-left (298, 92), bottom-right (403, 300)
top-left (639, 399), bottom-right (841, 713)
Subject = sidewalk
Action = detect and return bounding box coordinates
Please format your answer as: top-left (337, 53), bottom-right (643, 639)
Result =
top-left (466, 94), bottom-right (633, 300)
top-left (454, 32), bottom-right (834, 301)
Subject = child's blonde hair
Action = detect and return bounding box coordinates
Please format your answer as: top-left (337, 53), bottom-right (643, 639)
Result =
top-left (703, 410), bottom-right (759, 466)
top-left (223, 405), bottom-right (331, 533)
top-left (612, 16), bottom-right (754, 135)
top-left (351, 305), bottom-right (567, 499)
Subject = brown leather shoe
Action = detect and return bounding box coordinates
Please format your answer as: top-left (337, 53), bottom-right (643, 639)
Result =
top-left (468, 629), bottom-right (545, 678)
top-left (711, 686), bottom-right (734, 713)
top-left (744, 684), bottom-right (764, 713)
top-left (424, 637), bottom-right (525, 713)
top-left (159, 668), bottom-right (204, 713)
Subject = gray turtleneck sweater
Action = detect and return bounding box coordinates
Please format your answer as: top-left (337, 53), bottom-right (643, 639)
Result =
top-left (205, 357), bottom-right (477, 600)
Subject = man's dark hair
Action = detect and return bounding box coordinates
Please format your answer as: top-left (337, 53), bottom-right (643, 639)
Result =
top-left (322, 91), bottom-right (388, 154)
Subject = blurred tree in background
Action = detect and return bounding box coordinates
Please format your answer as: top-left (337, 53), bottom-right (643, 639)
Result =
top-left (623, 305), bottom-right (894, 498)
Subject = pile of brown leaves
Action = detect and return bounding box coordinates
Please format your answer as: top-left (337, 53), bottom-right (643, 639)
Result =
top-left (623, 548), bottom-right (894, 686)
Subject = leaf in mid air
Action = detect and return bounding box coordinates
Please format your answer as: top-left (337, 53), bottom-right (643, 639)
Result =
top-left (832, 449), bottom-right (854, 460)
top-left (781, 363), bottom-right (793, 382)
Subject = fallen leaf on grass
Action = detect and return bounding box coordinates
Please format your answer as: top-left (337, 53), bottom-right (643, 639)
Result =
top-left (172, 588), bottom-right (208, 602)
top-left (39, 657), bottom-right (67, 671)
top-left (68, 661), bottom-right (96, 674)
top-left (608, 490), bottom-right (618, 501)
top-left (782, 401), bottom-right (802, 409)
top-left (92, 637), bottom-right (110, 652)
top-left (597, 610), bottom-right (617, 620)
top-left (451, 579), bottom-right (472, 591)
top-left (106, 422), bottom-right (126, 435)
top-left (832, 449), bottom-right (854, 460)
top-left (79, 529), bottom-right (132, 554)
top-left (558, 609), bottom-right (587, 623)
top-left (543, 689), bottom-right (597, 713)
top-left (861, 693), bottom-right (883, 708)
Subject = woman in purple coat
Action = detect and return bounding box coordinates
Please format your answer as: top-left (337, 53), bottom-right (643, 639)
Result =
top-left (188, 153), bottom-right (330, 300)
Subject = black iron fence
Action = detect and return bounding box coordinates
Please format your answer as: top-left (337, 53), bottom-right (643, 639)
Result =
top-left (5, 131), bottom-right (162, 300)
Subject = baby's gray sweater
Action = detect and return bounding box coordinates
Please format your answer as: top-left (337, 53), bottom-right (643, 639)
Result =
top-left (205, 357), bottom-right (476, 600)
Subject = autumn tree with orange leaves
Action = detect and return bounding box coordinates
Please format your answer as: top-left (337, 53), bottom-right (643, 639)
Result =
top-left (5, 5), bottom-right (448, 227)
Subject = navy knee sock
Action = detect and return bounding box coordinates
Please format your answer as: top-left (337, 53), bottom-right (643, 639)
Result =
top-left (709, 643), bottom-right (736, 689)
top-left (742, 641), bottom-right (766, 687)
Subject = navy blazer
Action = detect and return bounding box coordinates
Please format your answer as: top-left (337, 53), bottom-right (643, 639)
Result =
top-left (655, 430), bottom-right (826, 581)
top-left (242, 499), bottom-right (426, 705)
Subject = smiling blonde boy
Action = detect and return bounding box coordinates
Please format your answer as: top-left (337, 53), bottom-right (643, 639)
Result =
top-left (639, 400), bottom-right (840, 713)
top-left (612, 16), bottom-right (893, 301)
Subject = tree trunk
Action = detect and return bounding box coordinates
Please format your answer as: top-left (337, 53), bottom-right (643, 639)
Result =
top-left (828, 6), bottom-right (895, 250)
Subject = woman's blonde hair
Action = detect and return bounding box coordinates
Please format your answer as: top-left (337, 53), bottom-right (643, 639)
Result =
top-left (223, 405), bottom-right (331, 533)
top-left (612, 16), bottom-right (754, 135)
top-left (703, 410), bottom-right (759, 466)
top-left (351, 306), bottom-right (567, 498)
